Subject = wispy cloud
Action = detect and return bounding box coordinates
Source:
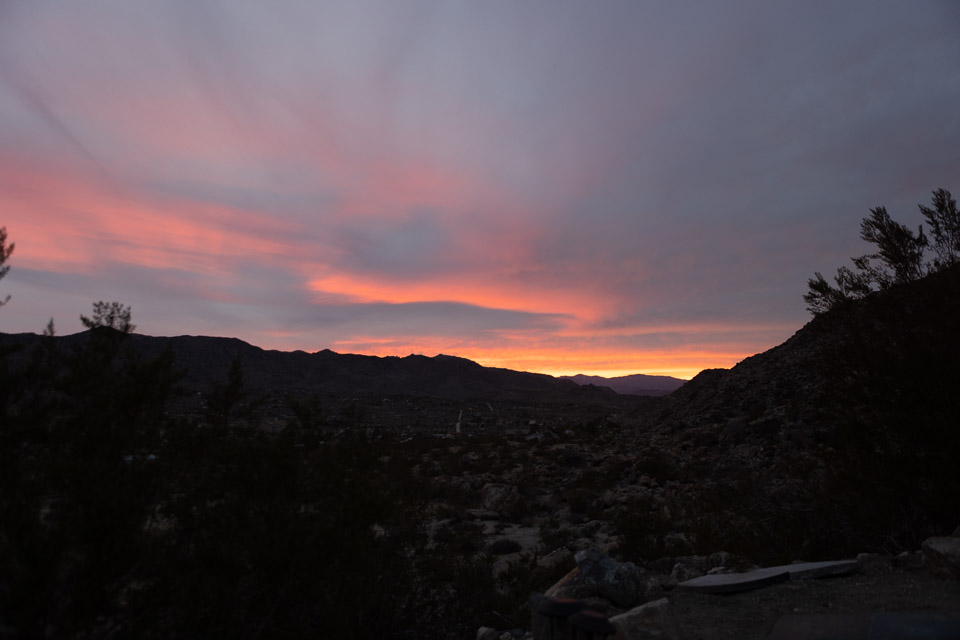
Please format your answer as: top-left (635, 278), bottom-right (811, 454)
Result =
top-left (1, 1), bottom-right (958, 378)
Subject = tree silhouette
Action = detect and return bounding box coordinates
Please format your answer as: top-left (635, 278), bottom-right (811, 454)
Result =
top-left (857, 206), bottom-right (927, 287)
top-left (80, 301), bottom-right (136, 334)
top-left (0, 226), bottom-right (13, 308)
top-left (919, 188), bottom-right (960, 269)
top-left (804, 190), bottom-right (950, 315)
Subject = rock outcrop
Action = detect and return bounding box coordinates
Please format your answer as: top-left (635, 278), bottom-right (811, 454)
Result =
top-left (922, 536), bottom-right (960, 580)
top-left (610, 598), bottom-right (679, 640)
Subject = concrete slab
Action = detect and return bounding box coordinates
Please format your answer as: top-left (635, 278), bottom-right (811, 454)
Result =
top-left (765, 613), bottom-right (871, 640)
top-left (677, 567), bottom-right (790, 594)
top-left (868, 612), bottom-right (960, 640)
top-left (679, 559), bottom-right (858, 595)
top-left (771, 559), bottom-right (859, 580)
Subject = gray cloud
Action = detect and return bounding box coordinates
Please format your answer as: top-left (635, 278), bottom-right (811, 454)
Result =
top-left (2, 0), bottom-right (959, 373)
top-left (297, 301), bottom-right (567, 338)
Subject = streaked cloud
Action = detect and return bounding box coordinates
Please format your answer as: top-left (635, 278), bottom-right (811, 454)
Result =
top-left (1, 1), bottom-right (958, 379)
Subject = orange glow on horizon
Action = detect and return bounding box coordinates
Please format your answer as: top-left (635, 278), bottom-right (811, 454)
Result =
top-left (2, 133), bottom-right (787, 384)
top-left (269, 331), bottom-right (751, 381)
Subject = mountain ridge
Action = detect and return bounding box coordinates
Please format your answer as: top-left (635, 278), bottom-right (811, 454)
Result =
top-left (0, 331), bottom-right (631, 405)
top-left (0, 330), bottom-right (686, 402)
top-left (561, 372), bottom-right (686, 396)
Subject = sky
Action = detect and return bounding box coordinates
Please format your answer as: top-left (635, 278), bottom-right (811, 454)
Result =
top-left (0, 1), bottom-right (958, 379)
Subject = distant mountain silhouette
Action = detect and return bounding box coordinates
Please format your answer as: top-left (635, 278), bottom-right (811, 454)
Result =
top-left (560, 373), bottom-right (686, 396)
top-left (0, 331), bottom-right (623, 405)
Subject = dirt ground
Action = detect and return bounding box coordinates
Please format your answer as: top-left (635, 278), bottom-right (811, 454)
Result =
top-left (667, 556), bottom-right (960, 640)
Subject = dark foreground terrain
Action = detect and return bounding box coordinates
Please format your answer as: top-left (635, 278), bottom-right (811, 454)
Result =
top-left (670, 557), bottom-right (960, 640)
top-left (1, 265), bottom-right (958, 639)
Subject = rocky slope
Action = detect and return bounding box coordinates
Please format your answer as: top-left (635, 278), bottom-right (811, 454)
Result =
top-left (448, 266), bottom-right (960, 638)
top-left (621, 264), bottom-right (960, 553)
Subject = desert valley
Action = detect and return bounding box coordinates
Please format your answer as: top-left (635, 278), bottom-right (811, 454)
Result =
top-left (2, 263), bottom-right (959, 639)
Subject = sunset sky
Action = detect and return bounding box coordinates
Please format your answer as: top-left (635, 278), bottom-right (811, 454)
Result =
top-left (1, 2), bottom-right (958, 379)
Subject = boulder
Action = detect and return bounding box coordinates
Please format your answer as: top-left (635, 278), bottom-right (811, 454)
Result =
top-left (481, 483), bottom-right (520, 513)
top-left (921, 536), bottom-right (960, 579)
top-left (599, 562), bottom-right (644, 608)
top-left (573, 548), bottom-right (644, 608)
top-left (538, 547), bottom-right (573, 573)
top-left (672, 555), bottom-right (708, 574)
top-left (575, 548), bottom-right (620, 583)
top-left (856, 552), bottom-right (893, 574)
top-left (894, 549), bottom-right (925, 570)
top-left (545, 567), bottom-right (581, 598)
top-left (707, 551), bottom-right (735, 570)
top-left (534, 491), bottom-right (560, 512)
top-left (644, 577), bottom-right (664, 600)
top-left (610, 598), bottom-right (680, 640)
top-left (477, 626), bottom-right (499, 640)
top-left (669, 562), bottom-right (703, 584)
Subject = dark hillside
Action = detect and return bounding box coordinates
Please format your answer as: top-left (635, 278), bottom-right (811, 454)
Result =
top-left (656, 262), bottom-right (959, 431)
top-left (630, 263), bottom-right (960, 558)
top-left (0, 332), bottom-right (619, 405)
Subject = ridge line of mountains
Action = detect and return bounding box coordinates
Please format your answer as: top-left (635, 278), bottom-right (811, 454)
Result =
top-left (0, 331), bottom-right (684, 403)
top-left (1, 262), bottom-right (957, 412)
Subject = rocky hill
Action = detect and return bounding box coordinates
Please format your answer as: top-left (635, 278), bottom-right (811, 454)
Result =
top-left (460, 265), bottom-right (960, 638)
top-left (651, 262), bottom-right (960, 433)
top-left (619, 263), bottom-right (960, 558)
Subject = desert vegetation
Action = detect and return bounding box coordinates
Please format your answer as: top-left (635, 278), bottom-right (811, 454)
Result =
top-left (0, 305), bottom-right (553, 637)
top-left (804, 188), bottom-right (959, 313)
top-left (0, 226), bottom-right (12, 308)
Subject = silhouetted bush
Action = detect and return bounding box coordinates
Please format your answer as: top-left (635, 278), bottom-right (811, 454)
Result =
top-left (805, 188), bottom-right (957, 314)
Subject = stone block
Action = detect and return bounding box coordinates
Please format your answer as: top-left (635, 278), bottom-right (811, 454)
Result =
top-left (921, 536), bottom-right (960, 579)
top-left (477, 626), bottom-right (499, 640)
top-left (677, 566), bottom-right (789, 594)
top-left (481, 483), bottom-right (520, 513)
top-left (609, 598), bottom-right (679, 640)
top-left (538, 547), bottom-right (573, 573)
top-left (778, 559), bottom-right (858, 580)
top-left (545, 566), bottom-right (581, 598)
